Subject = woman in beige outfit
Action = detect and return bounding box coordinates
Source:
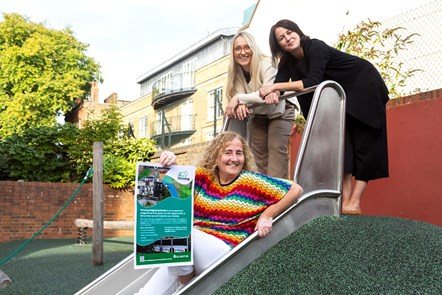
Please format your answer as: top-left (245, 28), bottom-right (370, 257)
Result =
top-left (225, 31), bottom-right (297, 179)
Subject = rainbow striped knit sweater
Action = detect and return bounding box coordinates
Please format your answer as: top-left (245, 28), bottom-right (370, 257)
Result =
top-left (193, 167), bottom-right (292, 248)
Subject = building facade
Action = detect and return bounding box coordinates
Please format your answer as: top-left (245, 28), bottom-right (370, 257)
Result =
top-left (120, 27), bottom-right (241, 149)
top-left (65, 81), bottom-right (130, 128)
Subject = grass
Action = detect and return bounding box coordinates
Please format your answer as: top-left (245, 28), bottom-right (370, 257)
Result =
top-left (1, 215), bottom-right (441, 295)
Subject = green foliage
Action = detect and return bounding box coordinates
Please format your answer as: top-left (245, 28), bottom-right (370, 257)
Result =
top-left (64, 106), bottom-right (157, 186)
top-left (66, 105), bottom-right (127, 177)
top-left (110, 137), bottom-right (157, 163)
top-left (103, 138), bottom-right (156, 189)
top-left (334, 19), bottom-right (421, 98)
top-left (0, 106), bottom-right (157, 188)
top-left (101, 116), bottom-right (156, 189)
top-left (0, 13), bottom-right (102, 138)
top-left (103, 154), bottom-right (136, 189)
top-left (293, 113), bottom-right (306, 134)
top-left (83, 105), bottom-right (125, 142)
top-left (0, 123), bottom-right (78, 182)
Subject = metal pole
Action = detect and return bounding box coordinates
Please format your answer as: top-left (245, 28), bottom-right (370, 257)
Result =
top-left (213, 95), bottom-right (217, 136)
top-left (92, 142), bottom-right (104, 266)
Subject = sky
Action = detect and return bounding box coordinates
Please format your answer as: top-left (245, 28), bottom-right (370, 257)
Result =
top-left (1, 0), bottom-right (256, 102)
top-left (248, 0), bottom-right (436, 55)
top-left (1, 0), bottom-right (434, 102)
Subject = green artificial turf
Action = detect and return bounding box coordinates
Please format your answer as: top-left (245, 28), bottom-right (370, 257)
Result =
top-left (214, 216), bottom-right (442, 295)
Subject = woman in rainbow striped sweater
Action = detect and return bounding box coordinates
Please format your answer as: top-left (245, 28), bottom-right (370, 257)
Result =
top-left (137, 131), bottom-right (303, 295)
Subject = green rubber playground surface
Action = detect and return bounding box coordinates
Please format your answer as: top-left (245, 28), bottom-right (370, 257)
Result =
top-left (215, 215), bottom-right (442, 295)
top-left (1, 215), bottom-right (441, 295)
top-left (0, 236), bottom-right (133, 295)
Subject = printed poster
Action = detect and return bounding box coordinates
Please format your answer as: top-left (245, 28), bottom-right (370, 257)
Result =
top-left (134, 162), bottom-right (195, 269)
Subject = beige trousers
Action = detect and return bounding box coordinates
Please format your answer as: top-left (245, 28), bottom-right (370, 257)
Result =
top-left (250, 105), bottom-right (296, 179)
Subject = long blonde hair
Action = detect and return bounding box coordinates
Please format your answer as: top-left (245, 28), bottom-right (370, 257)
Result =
top-left (197, 131), bottom-right (257, 180)
top-left (226, 31), bottom-right (270, 100)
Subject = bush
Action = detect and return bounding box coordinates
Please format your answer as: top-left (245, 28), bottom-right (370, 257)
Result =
top-left (335, 19), bottom-right (421, 98)
top-left (0, 124), bottom-right (77, 182)
top-left (0, 106), bottom-right (157, 188)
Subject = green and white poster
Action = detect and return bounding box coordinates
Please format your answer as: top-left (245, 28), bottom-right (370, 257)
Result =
top-left (134, 162), bottom-right (195, 269)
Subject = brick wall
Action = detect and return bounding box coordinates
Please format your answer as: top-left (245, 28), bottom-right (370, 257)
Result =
top-left (0, 141), bottom-right (207, 243)
top-left (362, 88), bottom-right (442, 226)
top-left (0, 181), bottom-right (134, 243)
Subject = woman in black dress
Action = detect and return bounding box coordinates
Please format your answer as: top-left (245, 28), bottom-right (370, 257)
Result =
top-left (260, 19), bottom-right (389, 215)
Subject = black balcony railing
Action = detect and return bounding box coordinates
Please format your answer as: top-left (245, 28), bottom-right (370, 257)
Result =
top-left (152, 73), bottom-right (196, 109)
top-left (150, 114), bottom-right (196, 148)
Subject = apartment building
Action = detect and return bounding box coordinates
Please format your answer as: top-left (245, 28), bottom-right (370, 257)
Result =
top-left (120, 27), bottom-right (241, 149)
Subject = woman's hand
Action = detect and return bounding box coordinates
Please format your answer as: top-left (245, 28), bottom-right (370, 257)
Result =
top-left (235, 104), bottom-right (250, 120)
top-left (226, 96), bottom-right (240, 118)
top-left (255, 216), bottom-right (273, 238)
top-left (263, 92), bottom-right (280, 104)
top-left (254, 182), bottom-right (303, 238)
top-left (259, 85), bottom-right (275, 98)
top-left (159, 151), bottom-right (177, 166)
top-left (226, 96), bottom-right (250, 120)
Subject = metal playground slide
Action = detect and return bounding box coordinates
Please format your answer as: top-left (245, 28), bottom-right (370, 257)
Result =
top-left (74, 80), bottom-right (346, 295)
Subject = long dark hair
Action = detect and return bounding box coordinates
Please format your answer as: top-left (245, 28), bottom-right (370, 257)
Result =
top-left (268, 19), bottom-right (311, 67)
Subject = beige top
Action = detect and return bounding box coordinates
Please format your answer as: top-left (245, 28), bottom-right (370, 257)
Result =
top-left (234, 58), bottom-right (297, 119)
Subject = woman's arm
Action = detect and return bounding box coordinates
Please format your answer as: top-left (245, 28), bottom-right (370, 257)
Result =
top-left (227, 59), bottom-right (279, 119)
top-left (236, 59), bottom-right (278, 105)
top-left (260, 40), bottom-right (332, 98)
top-left (255, 182), bottom-right (303, 237)
top-left (259, 80), bottom-right (304, 99)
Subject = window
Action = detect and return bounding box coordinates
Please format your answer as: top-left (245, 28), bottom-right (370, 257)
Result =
top-left (207, 88), bottom-right (223, 122)
top-left (160, 72), bottom-right (173, 92)
top-left (140, 82), bottom-right (149, 97)
top-left (154, 72), bottom-right (173, 96)
top-left (139, 117), bottom-right (148, 138)
top-left (181, 100), bottom-right (193, 130)
top-left (182, 58), bottom-right (196, 89)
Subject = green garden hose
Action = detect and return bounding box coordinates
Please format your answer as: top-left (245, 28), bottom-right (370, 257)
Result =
top-left (0, 168), bottom-right (93, 267)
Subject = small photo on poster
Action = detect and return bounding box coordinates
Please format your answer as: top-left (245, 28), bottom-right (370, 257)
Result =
top-left (134, 162), bottom-right (195, 269)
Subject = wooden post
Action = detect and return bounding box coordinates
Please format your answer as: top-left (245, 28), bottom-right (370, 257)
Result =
top-left (92, 142), bottom-right (104, 266)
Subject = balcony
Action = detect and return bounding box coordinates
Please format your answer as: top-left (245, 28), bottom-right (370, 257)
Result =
top-left (150, 114), bottom-right (196, 148)
top-left (152, 74), bottom-right (197, 110)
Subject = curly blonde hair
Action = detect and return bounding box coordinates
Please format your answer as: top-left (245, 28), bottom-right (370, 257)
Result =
top-left (197, 131), bottom-right (257, 180)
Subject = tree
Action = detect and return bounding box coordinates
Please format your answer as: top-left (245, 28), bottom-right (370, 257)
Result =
top-left (66, 105), bottom-right (129, 179)
top-left (0, 13), bottom-right (102, 138)
top-left (334, 19), bottom-right (421, 98)
top-left (74, 105), bottom-right (157, 188)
